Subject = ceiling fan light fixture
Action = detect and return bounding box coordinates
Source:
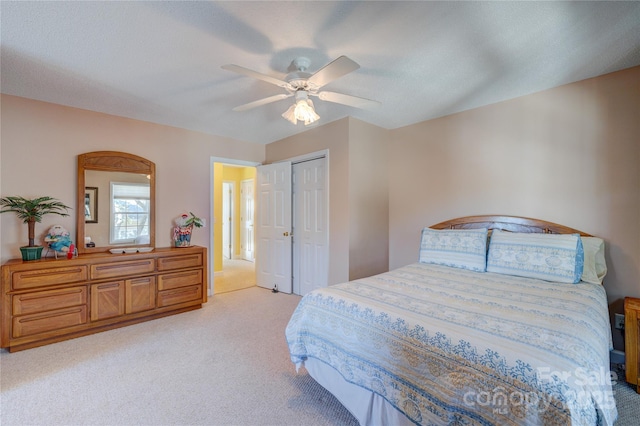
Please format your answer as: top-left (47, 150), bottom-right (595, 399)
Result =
top-left (282, 91), bottom-right (320, 126)
top-left (296, 99), bottom-right (320, 125)
top-left (281, 104), bottom-right (297, 125)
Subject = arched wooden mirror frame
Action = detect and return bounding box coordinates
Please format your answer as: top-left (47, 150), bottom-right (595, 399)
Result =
top-left (77, 151), bottom-right (156, 254)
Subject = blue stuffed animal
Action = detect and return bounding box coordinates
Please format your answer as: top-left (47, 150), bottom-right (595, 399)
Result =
top-left (45, 225), bottom-right (73, 253)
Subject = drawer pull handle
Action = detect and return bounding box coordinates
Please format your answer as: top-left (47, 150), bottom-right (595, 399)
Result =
top-left (18, 307), bottom-right (84, 323)
top-left (18, 288), bottom-right (84, 301)
top-left (96, 283), bottom-right (121, 289)
top-left (164, 256), bottom-right (199, 263)
top-left (166, 287), bottom-right (198, 296)
top-left (20, 268), bottom-right (84, 278)
top-left (95, 261), bottom-right (152, 271)
top-left (164, 271), bottom-right (199, 279)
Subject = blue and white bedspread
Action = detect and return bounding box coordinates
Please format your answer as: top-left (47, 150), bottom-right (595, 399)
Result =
top-left (286, 263), bottom-right (617, 426)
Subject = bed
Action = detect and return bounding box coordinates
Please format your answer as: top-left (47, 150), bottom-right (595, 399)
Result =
top-left (286, 215), bottom-right (616, 426)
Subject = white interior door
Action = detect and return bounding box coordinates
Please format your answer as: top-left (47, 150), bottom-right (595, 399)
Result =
top-left (255, 162), bottom-right (292, 293)
top-left (222, 182), bottom-right (234, 259)
top-left (241, 179), bottom-right (255, 261)
top-left (293, 158), bottom-right (328, 296)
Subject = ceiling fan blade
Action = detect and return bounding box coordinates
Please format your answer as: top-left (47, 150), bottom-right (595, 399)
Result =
top-left (222, 64), bottom-right (289, 88)
top-left (307, 56), bottom-right (360, 89)
top-left (232, 93), bottom-right (292, 112)
top-left (317, 91), bottom-right (381, 109)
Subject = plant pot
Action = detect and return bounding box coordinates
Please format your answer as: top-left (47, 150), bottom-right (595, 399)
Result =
top-left (173, 225), bottom-right (193, 248)
top-left (20, 246), bottom-right (44, 261)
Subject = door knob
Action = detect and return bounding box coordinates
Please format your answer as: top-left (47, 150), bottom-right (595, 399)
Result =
top-left (283, 232), bottom-right (289, 236)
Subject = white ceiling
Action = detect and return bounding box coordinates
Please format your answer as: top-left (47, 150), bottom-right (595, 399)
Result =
top-left (2, 1), bottom-right (639, 145)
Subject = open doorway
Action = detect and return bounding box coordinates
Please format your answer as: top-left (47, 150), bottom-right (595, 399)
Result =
top-left (211, 159), bottom-right (259, 295)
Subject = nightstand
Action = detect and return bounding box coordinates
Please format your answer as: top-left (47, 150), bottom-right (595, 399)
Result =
top-left (624, 297), bottom-right (640, 393)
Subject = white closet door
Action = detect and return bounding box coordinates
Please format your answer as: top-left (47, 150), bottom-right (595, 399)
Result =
top-left (293, 158), bottom-right (328, 296)
top-left (255, 162), bottom-right (292, 293)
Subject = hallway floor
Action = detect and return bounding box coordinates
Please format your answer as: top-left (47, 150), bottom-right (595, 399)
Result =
top-left (214, 258), bottom-right (256, 294)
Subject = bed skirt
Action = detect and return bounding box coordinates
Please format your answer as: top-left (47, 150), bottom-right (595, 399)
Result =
top-left (304, 357), bottom-right (413, 426)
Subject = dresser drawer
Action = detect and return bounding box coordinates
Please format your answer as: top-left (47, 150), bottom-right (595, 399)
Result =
top-left (90, 259), bottom-right (155, 280)
top-left (157, 285), bottom-right (202, 307)
top-left (11, 266), bottom-right (88, 290)
top-left (157, 270), bottom-right (203, 291)
top-left (157, 254), bottom-right (203, 272)
top-left (12, 306), bottom-right (88, 338)
top-left (13, 286), bottom-right (87, 316)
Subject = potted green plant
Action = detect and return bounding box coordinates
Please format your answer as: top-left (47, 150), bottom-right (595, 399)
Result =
top-left (0, 196), bottom-right (71, 261)
top-left (173, 212), bottom-right (204, 247)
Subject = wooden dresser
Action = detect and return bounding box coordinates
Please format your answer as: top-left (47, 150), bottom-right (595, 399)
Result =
top-left (1, 246), bottom-right (207, 352)
top-left (625, 297), bottom-right (640, 393)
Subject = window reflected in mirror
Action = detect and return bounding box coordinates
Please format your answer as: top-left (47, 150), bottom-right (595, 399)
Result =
top-left (110, 181), bottom-right (150, 244)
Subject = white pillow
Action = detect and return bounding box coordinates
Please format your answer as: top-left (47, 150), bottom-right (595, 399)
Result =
top-left (486, 230), bottom-right (584, 283)
top-left (419, 227), bottom-right (488, 272)
top-left (581, 237), bottom-right (607, 284)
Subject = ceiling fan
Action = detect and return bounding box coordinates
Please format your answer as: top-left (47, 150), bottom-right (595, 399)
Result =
top-left (222, 56), bottom-right (380, 125)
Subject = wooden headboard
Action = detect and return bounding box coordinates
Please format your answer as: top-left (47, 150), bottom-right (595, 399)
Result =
top-left (430, 215), bottom-right (592, 237)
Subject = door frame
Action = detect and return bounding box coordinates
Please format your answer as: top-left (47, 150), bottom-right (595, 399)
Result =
top-left (210, 157), bottom-right (261, 297)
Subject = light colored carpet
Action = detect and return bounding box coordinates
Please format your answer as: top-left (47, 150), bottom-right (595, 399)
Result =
top-left (214, 258), bottom-right (256, 294)
top-left (0, 287), bottom-right (357, 426)
top-left (1, 287), bottom-right (638, 425)
top-left (611, 366), bottom-right (640, 425)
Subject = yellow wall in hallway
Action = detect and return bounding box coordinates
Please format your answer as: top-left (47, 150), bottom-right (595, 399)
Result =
top-left (214, 165), bottom-right (256, 272)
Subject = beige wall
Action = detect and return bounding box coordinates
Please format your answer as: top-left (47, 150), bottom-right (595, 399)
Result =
top-left (348, 119), bottom-right (390, 280)
top-left (0, 95), bottom-right (264, 269)
top-left (388, 66), bottom-right (640, 350)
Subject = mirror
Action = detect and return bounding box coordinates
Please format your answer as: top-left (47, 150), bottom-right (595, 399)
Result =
top-left (77, 151), bottom-right (155, 254)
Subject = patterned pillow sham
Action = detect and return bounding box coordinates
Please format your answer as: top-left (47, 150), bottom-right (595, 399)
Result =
top-left (581, 237), bottom-right (607, 284)
top-left (487, 229), bottom-right (584, 283)
top-left (419, 227), bottom-right (488, 272)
